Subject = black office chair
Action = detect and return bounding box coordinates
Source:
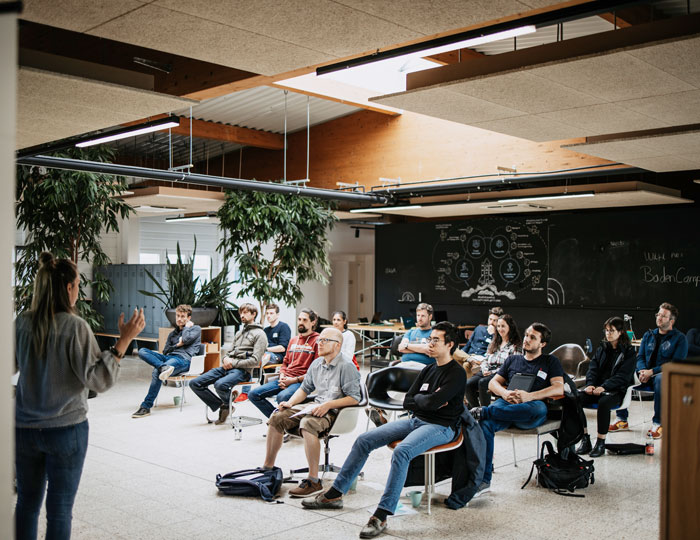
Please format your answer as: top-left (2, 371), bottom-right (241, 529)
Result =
top-left (365, 366), bottom-right (422, 428)
top-left (370, 334), bottom-right (404, 372)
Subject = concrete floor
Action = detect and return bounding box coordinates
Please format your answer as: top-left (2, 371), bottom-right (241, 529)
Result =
top-left (16, 355), bottom-right (660, 540)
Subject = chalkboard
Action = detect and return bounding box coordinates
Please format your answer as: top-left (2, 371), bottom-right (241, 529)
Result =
top-left (376, 206), bottom-right (700, 317)
top-left (376, 216), bottom-right (549, 308)
top-left (548, 206), bottom-right (700, 311)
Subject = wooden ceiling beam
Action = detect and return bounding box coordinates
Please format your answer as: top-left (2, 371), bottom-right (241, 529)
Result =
top-left (123, 114), bottom-right (284, 150)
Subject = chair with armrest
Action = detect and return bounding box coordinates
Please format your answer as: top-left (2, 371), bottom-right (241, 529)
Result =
top-left (289, 384), bottom-right (369, 479)
top-left (551, 344), bottom-right (590, 388)
top-left (365, 366), bottom-right (422, 429)
top-left (166, 344), bottom-right (206, 412)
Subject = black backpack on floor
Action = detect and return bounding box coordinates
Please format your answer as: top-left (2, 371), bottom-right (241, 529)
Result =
top-left (215, 467), bottom-right (283, 502)
top-left (522, 441), bottom-right (595, 497)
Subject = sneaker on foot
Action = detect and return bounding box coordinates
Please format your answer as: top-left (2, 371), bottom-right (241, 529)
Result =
top-left (366, 408), bottom-right (387, 427)
top-left (234, 392), bottom-right (248, 403)
top-left (649, 426), bottom-right (662, 439)
top-left (158, 365), bottom-right (175, 381)
top-left (289, 478), bottom-right (323, 498)
top-left (359, 516), bottom-right (387, 539)
top-left (132, 407), bottom-right (150, 418)
top-left (473, 481), bottom-right (491, 498)
top-left (214, 406), bottom-right (231, 425)
top-left (608, 420), bottom-right (629, 432)
top-left (469, 407), bottom-right (484, 421)
top-left (301, 491), bottom-right (344, 509)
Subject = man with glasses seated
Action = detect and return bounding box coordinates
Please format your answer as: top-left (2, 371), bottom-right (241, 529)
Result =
top-left (301, 322), bottom-right (465, 539)
top-left (262, 327), bottom-right (361, 498)
top-left (610, 302), bottom-right (688, 439)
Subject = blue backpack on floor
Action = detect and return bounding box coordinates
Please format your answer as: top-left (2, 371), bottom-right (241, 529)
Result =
top-left (215, 467), bottom-right (283, 502)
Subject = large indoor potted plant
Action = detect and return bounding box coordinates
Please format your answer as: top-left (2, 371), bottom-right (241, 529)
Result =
top-left (139, 239), bottom-right (236, 327)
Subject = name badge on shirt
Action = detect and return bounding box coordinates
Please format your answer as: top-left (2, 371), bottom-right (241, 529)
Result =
top-left (537, 370), bottom-right (547, 380)
top-left (420, 383), bottom-right (429, 392)
top-left (273, 333), bottom-right (278, 338)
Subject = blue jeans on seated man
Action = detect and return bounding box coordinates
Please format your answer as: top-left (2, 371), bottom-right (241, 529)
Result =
top-left (139, 349), bottom-right (190, 409)
top-left (248, 379), bottom-right (301, 418)
top-left (190, 367), bottom-right (251, 412)
top-left (616, 372), bottom-right (662, 425)
top-left (15, 420), bottom-right (89, 540)
top-left (479, 398), bottom-right (549, 484)
top-left (331, 417), bottom-right (455, 514)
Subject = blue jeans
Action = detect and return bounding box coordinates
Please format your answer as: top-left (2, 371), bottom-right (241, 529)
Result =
top-left (479, 399), bottom-right (548, 484)
top-left (190, 367), bottom-right (251, 412)
top-left (332, 417), bottom-right (455, 514)
top-left (248, 379), bottom-right (301, 418)
top-left (616, 373), bottom-right (662, 425)
top-left (138, 349), bottom-right (190, 409)
top-left (15, 420), bottom-right (89, 540)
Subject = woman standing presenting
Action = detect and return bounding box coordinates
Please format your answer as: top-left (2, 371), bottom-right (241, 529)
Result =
top-left (575, 316), bottom-right (636, 457)
top-left (14, 252), bottom-right (145, 539)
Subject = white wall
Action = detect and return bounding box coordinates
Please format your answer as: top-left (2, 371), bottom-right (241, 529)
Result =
top-left (299, 223), bottom-right (375, 322)
top-left (2, 11), bottom-right (17, 537)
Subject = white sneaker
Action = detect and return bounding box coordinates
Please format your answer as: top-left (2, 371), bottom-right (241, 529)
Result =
top-left (473, 482), bottom-right (491, 498)
top-left (158, 365), bottom-right (175, 381)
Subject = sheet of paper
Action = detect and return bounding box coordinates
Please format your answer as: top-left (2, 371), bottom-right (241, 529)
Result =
top-left (290, 403), bottom-right (319, 418)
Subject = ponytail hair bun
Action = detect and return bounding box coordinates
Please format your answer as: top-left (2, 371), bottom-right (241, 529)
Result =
top-left (39, 251), bottom-right (55, 268)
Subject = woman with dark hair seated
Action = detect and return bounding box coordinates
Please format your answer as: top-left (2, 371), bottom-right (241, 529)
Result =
top-left (465, 314), bottom-right (521, 409)
top-left (576, 316), bottom-right (636, 457)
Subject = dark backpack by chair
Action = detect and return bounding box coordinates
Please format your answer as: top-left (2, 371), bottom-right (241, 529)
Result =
top-left (215, 467), bottom-right (283, 502)
top-left (522, 440), bottom-right (595, 497)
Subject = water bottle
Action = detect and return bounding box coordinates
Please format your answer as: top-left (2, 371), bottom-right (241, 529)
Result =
top-left (645, 431), bottom-right (654, 456)
top-left (234, 417), bottom-right (242, 441)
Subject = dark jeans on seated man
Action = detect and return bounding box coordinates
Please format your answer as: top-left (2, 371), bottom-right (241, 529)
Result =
top-left (190, 367), bottom-right (251, 412)
top-left (615, 373), bottom-right (662, 425)
top-left (139, 349), bottom-right (190, 409)
top-left (248, 379), bottom-right (302, 418)
top-left (479, 399), bottom-right (548, 484)
top-left (465, 372), bottom-right (496, 408)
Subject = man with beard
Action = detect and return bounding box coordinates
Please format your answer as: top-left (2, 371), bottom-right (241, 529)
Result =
top-left (249, 308), bottom-right (320, 418)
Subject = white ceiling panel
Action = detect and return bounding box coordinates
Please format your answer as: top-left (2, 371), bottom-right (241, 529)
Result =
top-left (564, 130), bottom-right (700, 172)
top-left (17, 67), bottom-right (194, 149)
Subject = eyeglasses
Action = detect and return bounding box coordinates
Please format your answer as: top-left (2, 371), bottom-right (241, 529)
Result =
top-left (427, 337), bottom-right (444, 344)
top-left (655, 312), bottom-right (671, 320)
top-left (318, 338), bottom-right (340, 344)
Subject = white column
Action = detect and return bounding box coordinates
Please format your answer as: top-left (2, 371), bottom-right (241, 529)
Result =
top-left (1, 9), bottom-right (18, 537)
top-left (119, 214), bottom-right (140, 263)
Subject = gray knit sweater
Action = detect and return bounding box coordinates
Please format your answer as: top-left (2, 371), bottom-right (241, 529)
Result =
top-left (15, 312), bottom-right (120, 428)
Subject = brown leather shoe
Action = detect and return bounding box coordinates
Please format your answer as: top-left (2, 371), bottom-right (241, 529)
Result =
top-left (289, 478), bottom-right (323, 498)
top-left (214, 406), bottom-right (231, 425)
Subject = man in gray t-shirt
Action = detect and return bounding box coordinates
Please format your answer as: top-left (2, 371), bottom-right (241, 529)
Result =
top-left (262, 327), bottom-right (361, 499)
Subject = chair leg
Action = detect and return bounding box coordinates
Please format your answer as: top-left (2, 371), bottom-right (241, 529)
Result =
top-left (425, 453), bottom-right (435, 515)
top-left (179, 383), bottom-right (185, 412)
top-left (511, 434), bottom-right (518, 467)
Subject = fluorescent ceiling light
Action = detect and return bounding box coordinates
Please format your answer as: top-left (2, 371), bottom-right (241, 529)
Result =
top-left (497, 192), bottom-right (594, 203)
top-left (404, 25), bottom-right (536, 60)
top-left (165, 214), bottom-right (214, 223)
top-left (350, 205), bottom-right (422, 213)
top-left (134, 205), bottom-right (185, 213)
top-left (76, 118), bottom-right (179, 147)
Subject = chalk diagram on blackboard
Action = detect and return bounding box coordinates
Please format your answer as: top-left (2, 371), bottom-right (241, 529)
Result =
top-left (432, 218), bottom-right (548, 303)
top-left (547, 278), bottom-right (565, 305)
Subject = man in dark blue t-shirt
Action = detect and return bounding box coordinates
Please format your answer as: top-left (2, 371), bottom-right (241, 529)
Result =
top-left (262, 303), bottom-right (291, 366)
top-left (470, 322), bottom-right (564, 491)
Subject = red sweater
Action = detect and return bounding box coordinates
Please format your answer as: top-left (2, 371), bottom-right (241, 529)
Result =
top-left (281, 332), bottom-right (319, 378)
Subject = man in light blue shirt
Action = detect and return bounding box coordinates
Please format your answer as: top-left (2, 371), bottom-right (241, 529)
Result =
top-left (262, 327), bottom-right (361, 498)
top-left (398, 303), bottom-right (434, 366)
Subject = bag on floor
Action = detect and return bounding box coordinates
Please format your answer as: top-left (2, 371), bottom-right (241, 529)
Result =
top-left (522, 441), bottom-right (594, 497)
top-left (215, 467), bottom-right (283, 502)
top-left (604, 443), bottom-right (646, 455)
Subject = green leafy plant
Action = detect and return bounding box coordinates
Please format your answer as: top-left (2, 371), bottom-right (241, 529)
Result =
top-left (14, 146), bottom-right (132, 330)
top-left (139, 238), bottom-right (237, 325)
top-left (216, 186), bottom-right (338, 322)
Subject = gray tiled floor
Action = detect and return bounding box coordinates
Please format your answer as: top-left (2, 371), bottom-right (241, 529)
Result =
top-left (17, 356), bottom-right (660, 539)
